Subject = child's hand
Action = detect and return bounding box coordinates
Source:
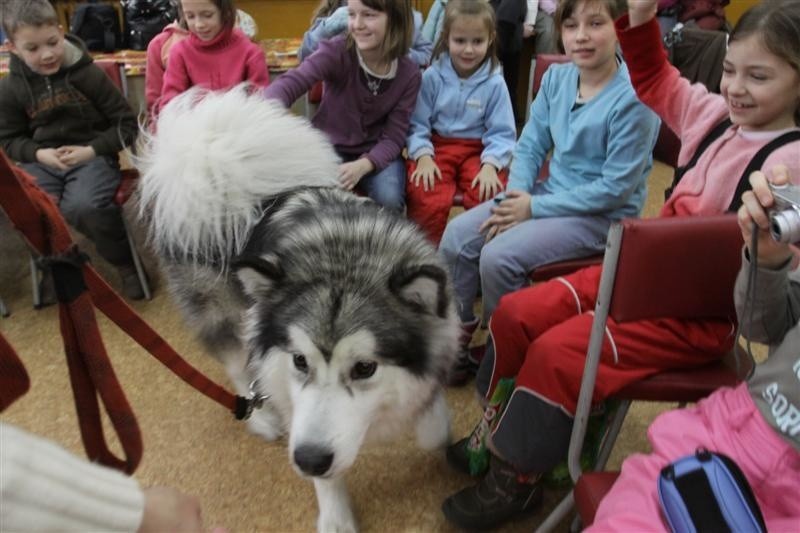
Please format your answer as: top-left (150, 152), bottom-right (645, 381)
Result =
top-left (471, 164), bottom-right (504, 202)
top-left (338, 158), bottom-right (374, 190)
top-left (627, 0), bottom-right (658, 27)
top-left (738, 165), bottom-right (797, 269)
top-left (57, 145), bottom-right (96, 167)
top-left (479, 189), bottom-right (532, 241)
top-left (36, 148), bottom-right (69, 170)
top-left (410, 155), bottom-right (442, 191)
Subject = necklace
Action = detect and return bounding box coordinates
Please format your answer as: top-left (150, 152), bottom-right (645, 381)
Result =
top-left (365, 73), bottom-right (382, 96)
top-left (356, 49), bottom-right (397, 97)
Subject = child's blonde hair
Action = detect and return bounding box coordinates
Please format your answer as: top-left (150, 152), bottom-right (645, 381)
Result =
top-left (345, 0), bottom-right (413, 62)
top-left (1, 0), bottom-right (59, 40)
top-left (553, 0), bottom-right (625, 54)
top-left (432, 0), bottom-right (499, 72)
top-left (730, 0), bottom-right (800, 125)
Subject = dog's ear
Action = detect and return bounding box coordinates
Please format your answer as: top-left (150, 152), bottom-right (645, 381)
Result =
top-left (232, 254), bottom-right (284, 296)
top-left (389, 264), bottom-right (449, 318)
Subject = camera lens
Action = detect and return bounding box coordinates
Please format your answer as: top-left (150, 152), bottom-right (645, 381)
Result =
top-left (770, 208), bottom-right (800, 244)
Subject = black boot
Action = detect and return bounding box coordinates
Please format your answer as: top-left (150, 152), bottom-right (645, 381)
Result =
top-left (442, 454), bottom-right (543, 530)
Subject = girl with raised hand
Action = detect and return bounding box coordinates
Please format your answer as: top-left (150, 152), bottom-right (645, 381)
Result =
top-left (264, 0), bottom-right (420, 211)
top-left (406, 0), bottom-right (516, 246)
top-left (159, 0), bottom-right (269, 110)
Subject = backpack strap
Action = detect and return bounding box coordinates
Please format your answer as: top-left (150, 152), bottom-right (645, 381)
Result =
top-left (665, 118), bottom-right (732, 202)
top-left (726, 130), bottom-right (800, 212)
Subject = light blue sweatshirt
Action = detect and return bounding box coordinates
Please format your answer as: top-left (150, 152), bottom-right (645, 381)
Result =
top-left (510, 59), bottom-right (661, 219)
top-left (422, 0), bottom-right (448, 45)
top-left (406, 53), bottom-right (516, 170)
top-left (300, 6), bottom-right (433, 67)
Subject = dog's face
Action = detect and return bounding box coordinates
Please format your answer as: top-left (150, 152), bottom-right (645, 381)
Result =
top-left (235, 255), bottom-right (455, 478)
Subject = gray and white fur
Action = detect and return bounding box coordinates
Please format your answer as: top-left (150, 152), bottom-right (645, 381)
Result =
top-left (136, 86), bottom-right (460, 532)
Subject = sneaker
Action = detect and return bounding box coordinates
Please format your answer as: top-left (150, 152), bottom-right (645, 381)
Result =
top-left (442, 454), bottom-right (543, 530)
top-left (118, 265), bottom-right (146, 300)
top-left (446, 437), bottom-right (487, 477)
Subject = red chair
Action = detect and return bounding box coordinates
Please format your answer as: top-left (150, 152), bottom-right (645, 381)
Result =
top-left (30, 60), bottom-right (151, 306)
top-left (535, 214), bottom-right (750, 532)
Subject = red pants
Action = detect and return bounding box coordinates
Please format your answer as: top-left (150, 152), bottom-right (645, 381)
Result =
top-left (406, 135), bottom-right (508, 245)
top-left (486, 265), bottom-right (737, 414)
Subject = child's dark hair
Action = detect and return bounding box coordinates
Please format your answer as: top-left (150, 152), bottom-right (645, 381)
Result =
top-left (1, 0), bottom-right (59, 40)
top-left (312, 0), bottom-right (345, 21)
top-left (177, 0), bottom-right (237, 31)
top-left (730, 0), bottom-right (800, 125)
top-left (553, 0), bottom-right (625, 54)
top-left (346, 0), bottom-right (413, 62)
top-left (432, 0), bottom-right (499, 72)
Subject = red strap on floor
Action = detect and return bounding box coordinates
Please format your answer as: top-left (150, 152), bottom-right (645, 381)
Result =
top-left (0, 331), bottom-right (30, 412)
top-left (0, 150), bottom-right (244, 474)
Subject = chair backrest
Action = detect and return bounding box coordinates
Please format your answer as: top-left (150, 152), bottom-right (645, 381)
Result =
top-left (94, 60), bottom-right (127, 98)
top-left (608, 215), bottom-right (742, 323)
top-left (532, 54), bottom-right (570, 95)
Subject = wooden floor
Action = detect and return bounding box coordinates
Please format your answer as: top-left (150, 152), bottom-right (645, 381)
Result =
top-left (1, 162), bottom-right (678, 532)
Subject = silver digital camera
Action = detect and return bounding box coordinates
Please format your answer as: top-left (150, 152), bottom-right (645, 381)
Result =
top-left (769, 184), bottom-right (800, 245)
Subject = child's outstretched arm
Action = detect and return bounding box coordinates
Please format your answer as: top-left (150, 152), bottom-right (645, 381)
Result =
top-left (299, 6), bottom-right (349, 60)
top-left (626, 0), bottom-right (658, 28)
top-left (263, 39), bottom-right (336, 108)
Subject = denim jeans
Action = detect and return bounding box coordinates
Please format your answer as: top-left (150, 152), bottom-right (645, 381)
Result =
top-left (439, 197), bottom-right (611, 323)
top-left (341, 154), bottom-right (406, 212)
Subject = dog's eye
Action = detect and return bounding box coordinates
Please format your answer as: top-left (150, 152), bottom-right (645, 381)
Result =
top-left (350, 361), bottom-right (377, 380)
top-left (293, 353), bottom-right (309, 373)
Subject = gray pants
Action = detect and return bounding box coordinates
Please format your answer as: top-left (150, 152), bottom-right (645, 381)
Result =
top-left (533, 11), bottom-right (557, 55)
top-left (22, 157), bottom-right (132, 266)
top-left (438, 195), bottom-right (611, 323)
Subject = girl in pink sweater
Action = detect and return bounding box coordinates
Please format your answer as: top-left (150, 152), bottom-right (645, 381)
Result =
top-left (159, 0), bottom-right (269, 112)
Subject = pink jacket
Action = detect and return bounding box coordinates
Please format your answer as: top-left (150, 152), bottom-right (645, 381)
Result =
top-left (616, 15), bottom-right (800, 217)
top-left (145, 22), bottom-right (189, 115)
top-left (159, 27), bottom-right (269, 111)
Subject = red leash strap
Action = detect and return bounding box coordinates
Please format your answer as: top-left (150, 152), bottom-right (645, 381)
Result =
top-left (0, 331), bottom-right (30, 412)
top-left (0, 150), bottom-right (248, 474)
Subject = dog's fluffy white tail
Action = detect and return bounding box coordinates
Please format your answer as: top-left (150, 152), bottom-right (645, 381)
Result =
top-left (136, 85), bottom-right (340, 264)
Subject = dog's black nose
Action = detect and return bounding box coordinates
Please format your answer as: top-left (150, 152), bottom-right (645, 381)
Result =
top-left (294, 445), bottom-right (334, 476)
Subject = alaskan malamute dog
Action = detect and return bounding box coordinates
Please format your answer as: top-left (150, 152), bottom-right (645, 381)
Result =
top-left (136, 87), bottom-right (460, 532)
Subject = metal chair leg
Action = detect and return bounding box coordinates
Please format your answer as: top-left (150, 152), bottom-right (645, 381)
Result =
top-left (0, 296), bottom-right (9, 317)
top-left (30, 255), bottom-right (42, 308)
top-left (123, 218), bottom-right (152, 300)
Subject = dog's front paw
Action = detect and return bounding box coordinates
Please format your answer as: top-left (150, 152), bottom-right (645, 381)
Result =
top-left (314, 477), bottom-right (357, 533)
top-left (246, 407), bottom-right (283, 441)
top-left (317, 508), bottom-right (358, 533)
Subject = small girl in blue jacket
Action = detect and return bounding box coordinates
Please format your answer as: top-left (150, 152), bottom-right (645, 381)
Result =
top-left (406, 0), bottom-right (516, 245)
top-left (438, 0), bottom-right (661, 385)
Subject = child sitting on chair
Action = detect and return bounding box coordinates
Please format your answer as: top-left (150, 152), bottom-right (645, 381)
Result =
top-left (0, 0), bottom-right (143, 300)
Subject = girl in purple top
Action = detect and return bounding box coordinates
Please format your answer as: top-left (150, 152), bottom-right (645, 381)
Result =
top-left (263, 0), bottom-right (421, 211)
